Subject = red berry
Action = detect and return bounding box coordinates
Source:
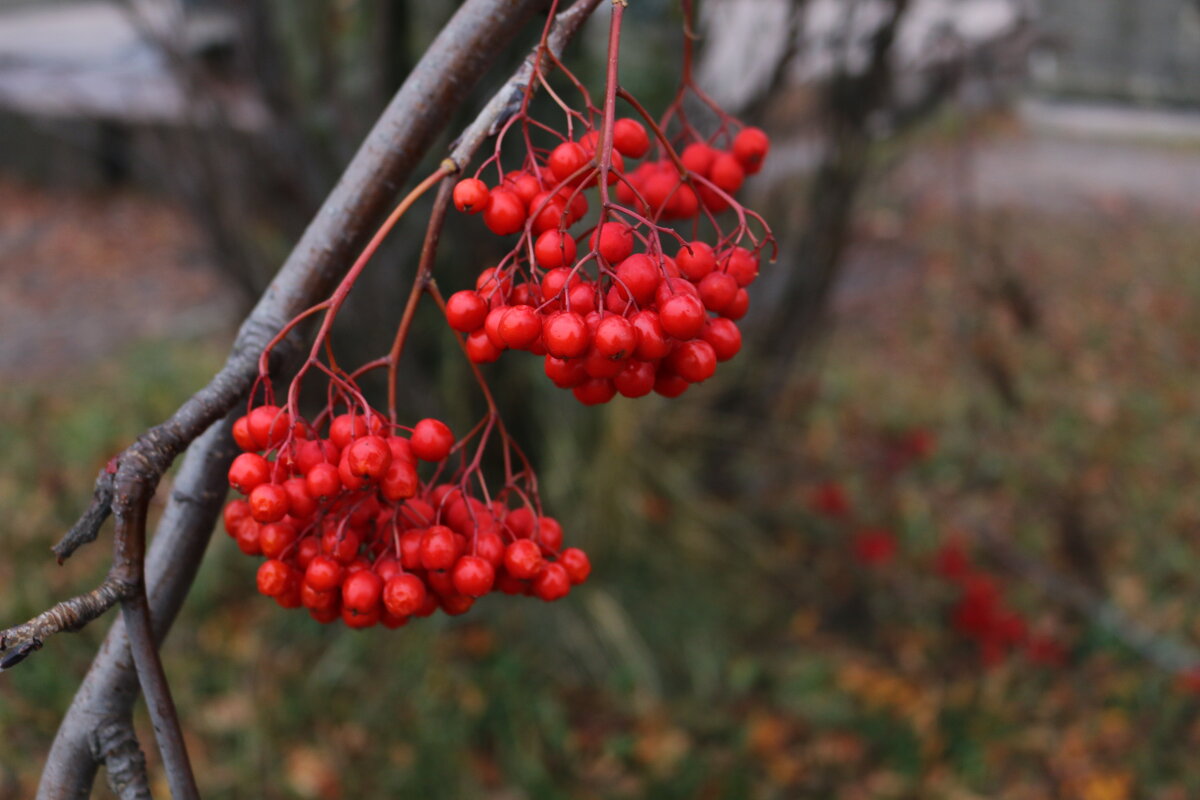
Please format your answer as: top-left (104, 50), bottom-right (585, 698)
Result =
top-left (538, 517), bottom-right (564, 551)
top-left (445, 290), bottom-right (489, 332)
top-left (247, 405), bottom-right (291, 450)
top-left (593, 316), bottom-right (637, 360)
top-left (295, 438), bottom-right (339, 474)
top-left (654, 372), bottom-right (690, 398)
top-left (466, 329), bottom-right (503, 364)
top-left (544, 355), bottom-right (587, 388)
top-left (503, 171), bottom-right (540, 207)
top-left (532, 563), bottom-right (571, 601)
top-left (477, 531), bottom-right (506, 567)
top-left (676, 241), bottom-right (716, 281)
top-left (342, 605), bottom-right (379, 629)
top-left (248, 482), bottom-right (289, 523)
top-left (420, 525), bottom-right (460, 571)
top-left (380, 459), bottom-right (419, 502)
top-left (590, 222), bottom-right (635, 264)
top-left (259, 520), bottom-right (298, 559)
top-left (667, 340), bottom-right (718, 383)
top-left (722, 247), bottom-right (759, 287)
top-left (659, 293), bottom-right (707, 340)
top-left (708, 153), bottom-right (745, 193)
top-left (305, 555), bottom-right (344, 593)
top-left (701, 318), bottom-right (742, 361)
top-left (342, 569), bottom-right (384, 614)
top-left (233, 519), bottom-right (262, 555)
top-left (630, 310), bottom-right (672, 360)
top-left (612, 118), bottom-right (650, 158)
top-left (681, 142), bottom-right (717, 175)
top-left (228, 452), bottom-right (270, 494)
top-left (698, 271), bottom-right (738, 314)
top-left (615, 254), bottom-right (661, 304)
top-left (452, 555), bottom-right (495, 597)
top-left (732, 127), bottom-right (770, 174)
top-left (256, 559), bottom-right (290, 597)
top-left (305, 462), bottom-right (341, 502)
top-left (453, 178), bottom-right (490, 213)
top-left (573, 378), bottom-right (616, 405)
top-left (558, 548), bottom-right (591, 585)
top-left (484, 306), bottom-right (509, 349)
top-left (329, 413), bottom-right (376, 450)
top-left (223, 499), bottom-right (252, 536)
top-left (232, 416), bottom-right (256, 451)
top-left (614, 359), bottom-right (656, 398)
top-left (724, 288), bottom-right (750, 320)
top-left (504, 539), bottom-right (544, 579)
top-left (383, 573), bottom-right (427, 617)
top-left (542, 311), bottom-right (590, 358)
top-left (529, 193), bottom-right (569, 236)
top-left (534, 230), bottom-right (578, 269)
top-left (548, 141), bottom-right (590, 184)
top-left (482, 189), bottom-right (527, 235)
top-left (410, 419), bottom-right (454, 462)
top-left (345, 435), bottom-right (392, 481)
top-left (498, 305), bottom-right (542, 350)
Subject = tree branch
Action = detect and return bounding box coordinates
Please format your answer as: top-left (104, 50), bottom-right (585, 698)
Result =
top-left (32, 0), bottom-right (606, 795)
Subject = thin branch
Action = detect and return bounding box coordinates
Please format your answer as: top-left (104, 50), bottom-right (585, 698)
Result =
top-left (52, 469), bottom-right (116, 564)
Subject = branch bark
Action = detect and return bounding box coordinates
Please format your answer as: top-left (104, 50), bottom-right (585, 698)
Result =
top-left (33, 0), bottom-right (566, 795)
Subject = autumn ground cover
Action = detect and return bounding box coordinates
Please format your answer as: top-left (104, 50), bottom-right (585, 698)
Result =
top-left (1, 120), bottom-right (1199, 798)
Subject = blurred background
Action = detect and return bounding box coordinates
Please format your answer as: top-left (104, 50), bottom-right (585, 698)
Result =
top-left (2, 0), bottom-right (1200, 797)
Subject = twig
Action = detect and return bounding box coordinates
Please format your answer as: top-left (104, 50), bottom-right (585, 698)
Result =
top-left (52, 468), bottom-right (116, 564)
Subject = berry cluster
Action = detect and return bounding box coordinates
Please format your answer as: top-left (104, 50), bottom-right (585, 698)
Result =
top-left (446, 119), bottom-right (771, 404)
top-left (221, 404), bottom-right (590, 629)
top-left (935, 540), bottom-right (1065, 668)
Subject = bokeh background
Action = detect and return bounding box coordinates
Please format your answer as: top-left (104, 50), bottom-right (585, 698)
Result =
top-left (3, 0), bottom-right (1200, 797)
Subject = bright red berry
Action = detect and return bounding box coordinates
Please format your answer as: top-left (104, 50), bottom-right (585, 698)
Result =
top-left (410, 419), bottom-right (454, 462)
top-left (228, 452), bottom-right (270, 494)
top-left (453, 178), bottom-right (490, 213)
top-left (498, 305), bottom-right (542, 350)
top-left (256, 559), bottom-right (290, 596)
top-left (248, 482), bottom-right (289, 523)
top-left (701, 318), bottom-right (742, 362)
top-left (532, 563), bottom-right (571, 601)
top-left (504, 539), bottom-right (544, 580)
top-left (445, 290), bottom-right (489, 332)
top-left (420, 525), bottom-right (460, 571)
top-left (342, 569), bottom-right (384, 614)
top-left (659, 293), bottom-right (707, 340)
top-left (558, 548), bottom-right (591, 585)
top-left (732, 127), bottom-right (770, 174)
top-left (305, 555), bottom-right (344, 593)
top-left (534, 230), bottom-right (578, 269)
top-left (542, 311), bottom-right (590, 358)
top-left (452, 555), bottom-right (495, 597)
top-left (383, 573), bottom-right (427, 617)
top-left (612, 118), bottom-right (650, 159)
top-left (482, 189), bottom-right (527, 236)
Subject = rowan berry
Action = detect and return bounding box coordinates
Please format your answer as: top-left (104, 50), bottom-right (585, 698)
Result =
top-left (534, 230), bottom-right (577, 269)
top-left (445, 290), bottom-right (489, 332)
top-left (558, 548), bottom-right (591, 585)
top-left (542, 311), bottom-right (590, 358)
top-left (612, 118), bottom-right (650, 158)
top-left (305, 555), bottom-right (344, 593)
top-left (532, 563), bottom-right (571, 601)
top-left (482, 189), bottom-right (526, 236)
top-left (504, 539), bottom-right (544, 580)
top-left (732, 126), bottom-right (770, 174)
top-left (249, 482), bottom-right (289, 523)
top-left (410, 419), bottom-right (454, 462)
top-left (228, 452), bottom-right (270, 494)
top-left (453, 556), bottom-right (495, 597)
top-left (453, 178), bottom-right (490, 213)
top-left (383, 573), bottom-right (427, 617)
top-left (659, 293), bottom-right (706, 340)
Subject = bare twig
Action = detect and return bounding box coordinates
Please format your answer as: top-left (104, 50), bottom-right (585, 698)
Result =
top-left (52, 469), bottom-right (116, 564)
top-left (31, 0), bottom-right (605, 795)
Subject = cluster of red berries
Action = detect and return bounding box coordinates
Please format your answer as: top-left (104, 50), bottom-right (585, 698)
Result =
top-left (445, 119), bottom-right (770, 403)
top-left (935, 540), bottom-right (1065, 668)
top-left (221, 404), bottom-right (590, 628)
